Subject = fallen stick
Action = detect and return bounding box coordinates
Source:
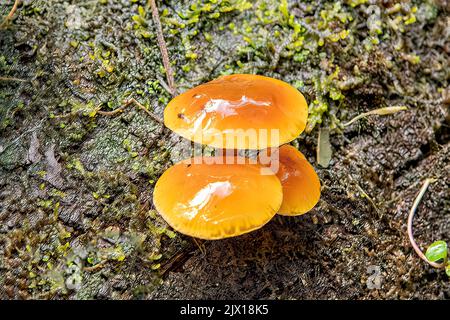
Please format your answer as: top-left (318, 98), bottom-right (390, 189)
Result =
top-left (97, 98), bottom-right (163, 125)
top-left (148, 0), bottom-right (176, 96)
top-left (343, 106), bottom-right (408, 127)
top-left (1, 0), bottom-right (20, 27)
top-left (0, 76), bottom-right (27, 82)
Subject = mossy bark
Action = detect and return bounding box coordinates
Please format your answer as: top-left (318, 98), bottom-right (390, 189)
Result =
top-left (0, 0), bottom-right (448, 299)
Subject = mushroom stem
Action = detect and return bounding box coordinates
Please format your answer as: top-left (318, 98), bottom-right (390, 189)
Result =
top-left (148, 0), bottom-right (176, 96)
top-left (407, 178), bottom-right (445, 269)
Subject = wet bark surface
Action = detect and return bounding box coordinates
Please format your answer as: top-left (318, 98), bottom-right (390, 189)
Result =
top-left (0, 0), bottom-right (448, 299)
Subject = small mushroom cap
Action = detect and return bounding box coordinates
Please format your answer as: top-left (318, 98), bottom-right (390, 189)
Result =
top-left (262, 145), bottom-right (321, 216)
top-left (164, 74), bottom-right (308, 150)
top-left (153, 156), bottom-right (283, 240)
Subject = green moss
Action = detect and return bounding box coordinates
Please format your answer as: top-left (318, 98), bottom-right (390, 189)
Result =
top-left (345, 0), bottom-right (367, 8)
top-left (1, 0), bottom-right (446, 300)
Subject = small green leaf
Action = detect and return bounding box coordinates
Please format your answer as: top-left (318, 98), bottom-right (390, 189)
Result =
top-left (445, 264), bottom-right (450, 277)
top-left (425, 241), bottom-right (448, 263)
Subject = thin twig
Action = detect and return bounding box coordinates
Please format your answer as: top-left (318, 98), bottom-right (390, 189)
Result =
top-left (407, 178), bottom-right (445, 269)
top-left (96, 101), bottom-right (130, 116)
top-left (1, 0), bottom-right (19, 24)
top-left (343, 106), bottom-right (408, 127)
top-left (97, 98), bottom-right (163, 125)
top-left (156, 75), bottom-right (173, 96)
top-left (1, 0), bottom-right (20, 27)
top-left (83, 262), bottom-right (105, 272)
top-left (353, 181), bottom-right (380, 215)
top-left (192, 238), bottom-right (206, 255)
top-left (0, 76), bottom-right (27, 82)
top-left (129, 98), bottom-right (164, 125)
top-left (148, 0), bottom-right (176, 96)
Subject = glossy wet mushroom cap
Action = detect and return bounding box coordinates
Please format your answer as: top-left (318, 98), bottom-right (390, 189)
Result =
top-left (261, 145), bottom-right (321, 215)
top-left (153, 156), bottom-right (283, 240)
top-left (164, 74), bottom-right (308, 150)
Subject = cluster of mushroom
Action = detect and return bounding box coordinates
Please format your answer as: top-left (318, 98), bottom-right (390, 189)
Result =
top-left (153, 74), bottom-right (320, 240)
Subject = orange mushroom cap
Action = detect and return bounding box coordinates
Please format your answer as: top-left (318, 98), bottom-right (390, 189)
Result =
top-left (153, 156), bottom-right (283, 240)
top-left (164, 74), bottom-right (308, 150)
top-left (261, 145), bottom-right (321, 216)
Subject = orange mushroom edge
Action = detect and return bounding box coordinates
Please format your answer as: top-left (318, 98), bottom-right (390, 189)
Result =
top-left (259, 145), bottom-right (321, 216)
top-left (164, 74), bottom-right (308, 150)
top-left (153, 156), bottom-right (283, 240)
